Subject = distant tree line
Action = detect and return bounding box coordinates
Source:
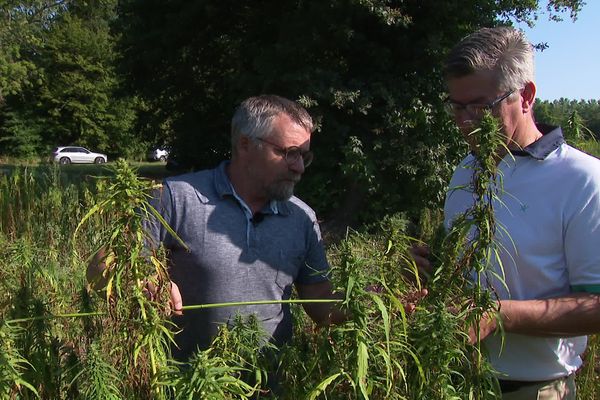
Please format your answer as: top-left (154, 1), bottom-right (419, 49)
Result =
top-left (0, 0), bottom-right (586, 229)
top-left (535, 98), bottom-right (600, 141)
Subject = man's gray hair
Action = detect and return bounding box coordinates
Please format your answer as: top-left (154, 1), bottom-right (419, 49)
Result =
top-left (231, 95), bottom-right (313, 153)
top-left (444, 26), bottom-right (534, 92)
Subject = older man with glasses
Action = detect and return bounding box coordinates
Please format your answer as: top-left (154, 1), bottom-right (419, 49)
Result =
top-left (441, 26), bottom-right (600, 399)
top-left (136, 95), bottom-right (343, 361)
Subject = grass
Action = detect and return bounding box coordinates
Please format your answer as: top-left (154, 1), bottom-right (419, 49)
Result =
top-left (0, 160), bottom-right (175, 177)
top-left (0, 161), bottom-right (270, 399)
top-left (1, 133), bottom-right (600, 398)
top-left (0, 161), bottom-right (479, 399)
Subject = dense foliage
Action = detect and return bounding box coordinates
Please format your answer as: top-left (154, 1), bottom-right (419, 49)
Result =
top-left (114, 0), bottom-right (585, 227)
top-left (0, 1), bottom-right (140, 159)
top-left (1, 122), bottom-right (599, 399)
top-left (0, 0), bottom-right (587, 229)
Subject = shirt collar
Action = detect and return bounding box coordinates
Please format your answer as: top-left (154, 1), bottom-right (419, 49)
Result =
top-left (214, 161), bottom-right (291, 215)
top-left (510, 124), bottom-right (565, 160)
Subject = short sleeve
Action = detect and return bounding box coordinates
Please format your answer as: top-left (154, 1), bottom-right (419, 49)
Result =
top-left (142, 182), bottom-right (174, 250)
top-left (296, 215), bottom-right (330, 285)
top-left (566, 177), bottom-right (600, 294)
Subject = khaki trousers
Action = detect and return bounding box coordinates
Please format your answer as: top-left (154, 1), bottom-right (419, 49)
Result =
top-left (502, 374), bottom-right (576, 400)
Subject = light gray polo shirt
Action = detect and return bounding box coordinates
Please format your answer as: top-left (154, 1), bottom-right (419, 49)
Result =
top-left (145, 161), bottom-right (330, 359)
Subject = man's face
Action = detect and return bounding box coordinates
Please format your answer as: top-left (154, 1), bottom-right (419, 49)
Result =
top-left (248, 114), bottom-right (311, 201)
top-left (446, 72), bottom-right (522, 152)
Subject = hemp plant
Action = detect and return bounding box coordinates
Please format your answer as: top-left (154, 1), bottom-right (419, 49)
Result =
top-left (406, 112), bottom-right (510, 399)
top-left (279, 215), bottom-right (420, 400)
top-left (161, 315), bottom-right (270, 399)
top-left (75, 159), bottom-right (180, 399)
top-left (75, 160), bottom-right (276, 399)
top-left (0, 165), bottom-right (99, 398)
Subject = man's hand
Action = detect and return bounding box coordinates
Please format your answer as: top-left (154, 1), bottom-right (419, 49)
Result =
top-left (144, 280), bottom-right (183, 316)
top-left (463, 293), bottom-right (600, 344)
top-left (467, 310), bottom-right (498, 344)
top-left (407, 244), bottom-right (432, 284)
top-left (296, 281), bottom-right (346, 326)
top-left (87, 247), bottom-right (110, 291)
top-left (169, 281), bottom-right (183, 315)
top-left (404, 288), bottom-right (429, 314)
top-left (409, 244), bottom-right (431, 270)
top-left (88, 247), bottom-right (183, 316)
top-left (491, 294), bottom-right (600, 337)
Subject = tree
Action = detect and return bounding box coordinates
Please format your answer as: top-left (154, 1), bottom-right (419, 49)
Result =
top-left (37, 12), bottom-right (129, 152)
top-left (1, 0), bottom-right (586, 227)
top-left (0, 1), bottom-right (72, 103)
top-left (115, 0), bottom-right (584, 231)
top-left (0, 1), bottom-right (71, 156)
top-left (0, 0), bottom-right (141, 157)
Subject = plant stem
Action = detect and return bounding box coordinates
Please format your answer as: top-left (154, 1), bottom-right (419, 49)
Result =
top-left (5, 299), bottom-right (343, 324)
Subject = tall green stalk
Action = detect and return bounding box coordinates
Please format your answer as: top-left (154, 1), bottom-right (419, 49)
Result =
top-left (75, 159), bottom-right (175, 399)
top-left (414, 112), bottom-right (508, 399)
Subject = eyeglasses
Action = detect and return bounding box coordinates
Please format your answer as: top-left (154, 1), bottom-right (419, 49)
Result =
top-left (255, 137), bottom-right (314, 167)
top-left (445, 89), bottom-right (516, 117)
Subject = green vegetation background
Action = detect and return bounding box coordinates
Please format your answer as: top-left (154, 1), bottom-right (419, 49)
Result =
top-left (0, 0), bottom-right (593, 231)
top-left (1, 155), bottom-right (599, 399)
top-left (2, 1), bottom-right (600, 397)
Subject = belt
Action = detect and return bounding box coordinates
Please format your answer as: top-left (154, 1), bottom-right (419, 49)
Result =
top-left (498, 376), bottom-right (567, 393)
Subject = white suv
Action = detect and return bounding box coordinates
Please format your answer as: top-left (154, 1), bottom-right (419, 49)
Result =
top-left (148, 147), bottom-right (169, 162)
top-left (51, 146), bottom-right (108, 164)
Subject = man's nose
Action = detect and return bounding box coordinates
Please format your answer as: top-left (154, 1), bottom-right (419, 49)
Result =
top-left (288, 156), bottom-right (305, 174)
top-left (454, 110), bottom-right (477, 130)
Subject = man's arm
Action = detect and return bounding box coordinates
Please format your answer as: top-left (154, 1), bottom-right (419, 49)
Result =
top-left (472, 292), bottom-right (600, 343)
top-left (296, 281), bottom-right (347, 326)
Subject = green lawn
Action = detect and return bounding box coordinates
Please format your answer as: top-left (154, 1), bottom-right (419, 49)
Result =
top-left (0, 160), bottom-right (178, 181)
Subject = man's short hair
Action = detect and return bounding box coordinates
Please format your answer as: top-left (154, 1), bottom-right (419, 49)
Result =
top-left (444, 26), bottom-right (534, 92)
top-left (231, 95), bottom-right (313, 153)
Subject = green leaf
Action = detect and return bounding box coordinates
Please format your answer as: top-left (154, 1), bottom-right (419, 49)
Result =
top-left (307, 372), bottom-right (342, 400)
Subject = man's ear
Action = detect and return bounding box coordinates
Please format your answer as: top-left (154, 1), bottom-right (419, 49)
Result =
top-left (521, 81), bottom-right (536, 113)
top-left (236, 135), bottom-right (251, 154)
top-left (230, 135), bottom-right (250, 161)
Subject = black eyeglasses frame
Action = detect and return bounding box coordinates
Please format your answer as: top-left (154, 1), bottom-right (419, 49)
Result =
top-left (445, 89), bottom-right (516, 116)
top-left (254, 137), bottom-right (314, 167)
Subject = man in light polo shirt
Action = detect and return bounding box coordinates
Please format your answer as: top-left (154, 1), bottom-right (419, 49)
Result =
top-left (143, 94), bottom-right (344, 360)
top-left (443, 27), bottom-right (600, 399)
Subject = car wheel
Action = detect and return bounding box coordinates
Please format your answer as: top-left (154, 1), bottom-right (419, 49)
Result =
top-left (59, 157), bottom-right (71, 165)
top-left (159, 155), bottom-right (167, 162)
top-left (94, 157), bottom-right (106, 164)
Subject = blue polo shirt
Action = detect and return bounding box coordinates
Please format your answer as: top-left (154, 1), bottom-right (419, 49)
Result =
top-left (444, 125), bottom-right (600, 380)
top-left (145, 161), bottom-right (330, 359)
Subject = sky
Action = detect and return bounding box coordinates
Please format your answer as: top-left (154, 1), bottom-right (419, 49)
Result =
top-left (514, 1), bottom-right (600, 101)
